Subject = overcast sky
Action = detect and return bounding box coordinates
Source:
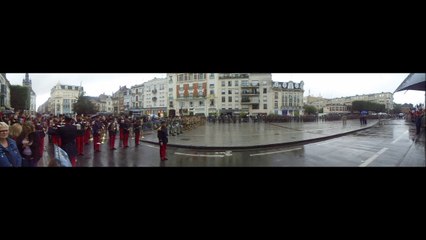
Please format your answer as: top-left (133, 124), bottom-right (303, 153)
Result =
top-left (5, 73), bottom-right (425, 110)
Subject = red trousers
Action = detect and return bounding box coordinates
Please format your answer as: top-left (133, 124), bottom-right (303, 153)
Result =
top-left (76, 135), bottom-right (84, 155)
top-left (52, 135), bottom-right (61, 147)
top-left (70, 156), bottom-right (77, 167)
top-left (160, 142), bottom-right (167, 160)
top-left (93, 135), bottom-right (100, 151)
top-left (122, 132), bottom-right (129, 148)
top-left (109, 133), bottom-right (116, 149)
top-left (84, 129), bottom-right (91, 144)
top-left (134, 132), bottom-right (140, 146)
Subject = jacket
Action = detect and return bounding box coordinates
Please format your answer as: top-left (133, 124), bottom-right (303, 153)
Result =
top-left (0, 138), bottom-right (23, 167)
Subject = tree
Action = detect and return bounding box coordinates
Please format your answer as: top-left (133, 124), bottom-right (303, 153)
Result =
top-left (73, 95), bottom-right (96, 115)
top-left (10, 85), bottom-right (30, 112)
top-left (303, 105), bottom-right (317, 115)
top-left (391, 103), bottom-right (402, 114)
top-left (352, 101), bottom-right (385, 113)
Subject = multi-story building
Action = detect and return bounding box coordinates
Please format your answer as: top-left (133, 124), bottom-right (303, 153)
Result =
top-left (130, 83), bottom-right (144, 116)
top-left (112, 86), bottom-right (129, 115)
top-left (168, 73), bottom-right (305, 117)
top-left (37, 100), bottom-right (49, 114)
top-left (271, 80), bottom-right (305, 116)
top-left (48, 82), bottom-right (83, 115)
top-left (323, 92), bottom-right (394, 113)
top-left (0, 73), bottom-right (12, 111)
top-left (166, 73), bottom-right (208, 117)
top-left (142, 77), bottom-right (167, 117)
top-left (98, 93), bottom-right (113, 113)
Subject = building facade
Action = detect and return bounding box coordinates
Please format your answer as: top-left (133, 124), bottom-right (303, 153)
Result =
top-left (48, 82), bottom-right (83, 115)
top-left (271, 80), bottom-right (305, 116)
top-left (0, 73), bottom-right (12, 111)
top-left (142, 77), bottom-right (167, 117)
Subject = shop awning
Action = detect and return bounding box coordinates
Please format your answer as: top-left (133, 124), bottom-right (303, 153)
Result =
top-left (394, 73), bottom-right (426, 92)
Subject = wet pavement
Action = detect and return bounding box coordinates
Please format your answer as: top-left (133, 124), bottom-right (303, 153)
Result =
top-left (140, 119), bottom-right (380, 149)
top-left (36, 119), bottom-right (425, 167)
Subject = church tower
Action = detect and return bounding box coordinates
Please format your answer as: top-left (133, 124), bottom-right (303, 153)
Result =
top-left (23, 73), bottom-right (32, 88)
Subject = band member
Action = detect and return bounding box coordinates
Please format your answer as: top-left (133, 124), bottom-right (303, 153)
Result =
top-left (92, 116), bottom-right (103, 152)
top-left (108, 118), bottom-right (118, 150)
top-left (84, 116), bottom-right (91, 145)
top-left (120, 116), bottom-right (130, 148)
top-left (75, 115), bottom-right (85, 155)
top-left (158, 121), bottom-right (168, 161)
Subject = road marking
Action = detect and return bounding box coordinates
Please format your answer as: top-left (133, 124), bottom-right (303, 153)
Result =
top-left (314, 139), bottom-right (340, 146)
top-left (359, 147), bottom-right (388, 167)
top-left (250, 148), bottom-right (302, 157)
top-left (391, 130), bottom-right (408, 144)
top-left (141, 143), bottom-right (159, 149)
top-left (174, 152), bottom-right (225, 158)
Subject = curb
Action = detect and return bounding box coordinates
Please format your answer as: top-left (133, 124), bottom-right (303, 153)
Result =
top-left (140, 121), bottom-right (380, 150)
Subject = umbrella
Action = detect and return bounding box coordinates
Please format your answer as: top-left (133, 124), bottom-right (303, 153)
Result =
top-left (394, 73), bottom-right (426, 92)
top-left (53, 144), bottom-right (72, 167)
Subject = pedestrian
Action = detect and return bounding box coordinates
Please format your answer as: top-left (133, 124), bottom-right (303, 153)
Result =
top-left (0, 122), bottom-right (23, 167)
top-left (157, 121), bottom-right (168, 161)
top-left (133, 117), bottom-right (142, 146)
top-left (415, 109), bottom-right (424, 134)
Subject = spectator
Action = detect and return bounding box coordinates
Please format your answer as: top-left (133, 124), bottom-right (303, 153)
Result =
top-left (0, 122), bottom-right (23, 167)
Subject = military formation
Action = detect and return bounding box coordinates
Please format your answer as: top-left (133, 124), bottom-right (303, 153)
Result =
top-left (0, 111), bottom-right (207, 167)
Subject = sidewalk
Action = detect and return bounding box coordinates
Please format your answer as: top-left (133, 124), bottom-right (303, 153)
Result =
top-left (141, 119), bottom-right (379, 149)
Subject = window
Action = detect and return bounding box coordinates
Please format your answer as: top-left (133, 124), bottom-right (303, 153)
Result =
top-left (228, 96), bottom-right (232, 102)
top-left (221, 81), bottom-right (225, 87)
top-left (210, 99), bottom-right (214, 106)
top-left (275, 92), bottom-right (278, 100)
top-left (274, 102), bottom-right (278, 108)
top-left (228, 90), bottom-right (232, 94)
top-left (263, 88), bottom-right (267, 94)
top-left (199, 101), bottom-right (204, 106)
top-left (221, 90), bottom-right (226, 95)
top-left (210, 73), bottom-right (215, 79)
top-left (235, 81), bottom-right (239, 87)
top-left (264, 104), bottom-right (267, 109)
top-left (210, 90), bottom-right (214, 95)
top-left (228, 81), bottom-right (232, 86)
top-left (222, 97), bottom-right (226, 102)
top-left (136, 96), bottom-right (138, 101)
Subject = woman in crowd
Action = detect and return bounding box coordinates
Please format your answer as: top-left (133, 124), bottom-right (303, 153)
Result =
top-left (0, 122), bottom-right (23, 167)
